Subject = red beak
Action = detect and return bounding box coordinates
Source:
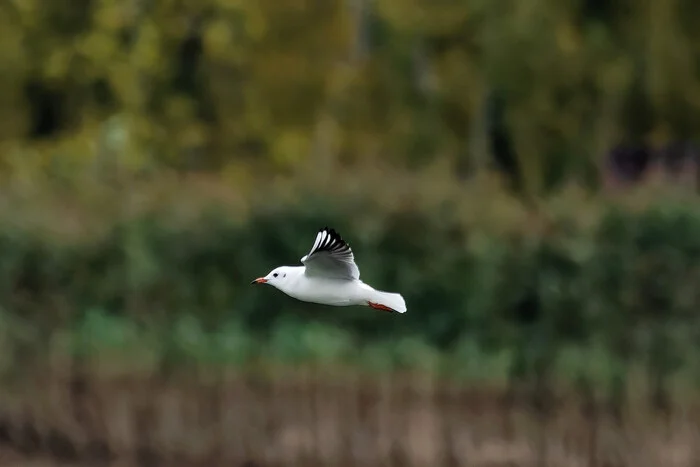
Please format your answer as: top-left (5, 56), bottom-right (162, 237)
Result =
top-left (251, 277), bottom-right (268, 284)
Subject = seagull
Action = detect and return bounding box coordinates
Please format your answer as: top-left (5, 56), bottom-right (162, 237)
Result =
top-left (251, 227), bottom-right (407, 313)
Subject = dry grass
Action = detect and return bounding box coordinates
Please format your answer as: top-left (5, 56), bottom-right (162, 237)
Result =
top-left (0, 365), bottom-right (697, 467)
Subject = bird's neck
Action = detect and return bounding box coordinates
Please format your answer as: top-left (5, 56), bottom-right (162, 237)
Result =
top-left (276, 267), bottom-right (305, 292)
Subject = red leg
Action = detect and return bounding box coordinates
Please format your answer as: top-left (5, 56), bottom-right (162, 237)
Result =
top-left (368, 301), bottom-right (395, 312)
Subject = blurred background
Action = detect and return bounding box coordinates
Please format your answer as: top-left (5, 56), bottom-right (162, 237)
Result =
top-left (1, 0), bottom-right (700, 465)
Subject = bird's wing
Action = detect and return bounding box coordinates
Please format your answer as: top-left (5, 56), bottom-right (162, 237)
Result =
top-left (301, 227), bottom-right (360, 280)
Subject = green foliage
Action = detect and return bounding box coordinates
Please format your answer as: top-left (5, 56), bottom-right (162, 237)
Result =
top-left (0, 179), bottom-right (699, 393)
top-left (3, 0), bottom-right (700, 412)
top-left (3, 0), bottom-right (700, 190)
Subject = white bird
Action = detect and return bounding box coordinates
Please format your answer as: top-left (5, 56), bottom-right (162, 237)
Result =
top-left (251, 227), bottom-right (407, 313)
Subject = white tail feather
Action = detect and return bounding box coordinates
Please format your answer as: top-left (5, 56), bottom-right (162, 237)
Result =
top-left (368, 289), bottom-right (407, 313)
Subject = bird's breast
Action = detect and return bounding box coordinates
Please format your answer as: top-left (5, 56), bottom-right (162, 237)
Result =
top-left (283, 277), bottom-right (364, 306)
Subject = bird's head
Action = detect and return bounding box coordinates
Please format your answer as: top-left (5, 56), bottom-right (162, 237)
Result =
top-left (250, 266), bottom-right (291, 289)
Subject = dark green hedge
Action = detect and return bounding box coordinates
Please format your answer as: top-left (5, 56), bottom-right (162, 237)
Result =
top-left (2, 191), bottom-right (700, 375)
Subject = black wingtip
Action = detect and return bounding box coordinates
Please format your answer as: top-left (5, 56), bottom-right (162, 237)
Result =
top-left (321, 226), bottom-right (343, 241)
top-left (311, 226), bottom-right (351, 255)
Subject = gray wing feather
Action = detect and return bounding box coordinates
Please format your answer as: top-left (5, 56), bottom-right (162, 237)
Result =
top-left (301, 227), bottom-right (360, 280)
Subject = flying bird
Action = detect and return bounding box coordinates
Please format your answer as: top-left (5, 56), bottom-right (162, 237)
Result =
top-left (251, 227), bottom-right (407, 313)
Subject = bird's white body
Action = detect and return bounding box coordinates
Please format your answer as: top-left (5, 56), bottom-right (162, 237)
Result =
top-left (268, 266), bottom-right (375, 306)
top-left (252, 227), bottom-right (407, 313)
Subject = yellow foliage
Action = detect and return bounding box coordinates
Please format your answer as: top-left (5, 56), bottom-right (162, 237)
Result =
top-left (78, 32), bottom-right (118, 69)
top-left (203, 19), bottom-right (233, 58)
top-left (10, 0), bottom-right (38, 26)
top-left (270, 129), bottom-right (311, 169)
top-left (555, 22), bottom-right (579, 56)
top-left (0, 0), bottom-right (700, 185)
top-left (376, 0), bottom-right (469, 34)
top-left (45, 48), bottom-right (74, 80)
top-left (132, 21), bottom-right (164, 73)
top-left (244, 6), bottom-right (268, 41)
top-left (94, 1), bottom-right (126, 31)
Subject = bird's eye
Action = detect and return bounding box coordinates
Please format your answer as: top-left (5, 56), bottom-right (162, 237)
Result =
top-left (273, 273), bottom-right (278, 278)
top-left (283, 274), bottom-right (286, 278)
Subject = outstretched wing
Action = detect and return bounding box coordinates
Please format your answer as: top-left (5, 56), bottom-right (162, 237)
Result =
top-left (301, 227), bottom-right (360, 280)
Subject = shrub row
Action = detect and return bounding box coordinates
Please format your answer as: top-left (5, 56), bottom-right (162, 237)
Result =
top-left (1, 182), bottom-right (699, 381)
